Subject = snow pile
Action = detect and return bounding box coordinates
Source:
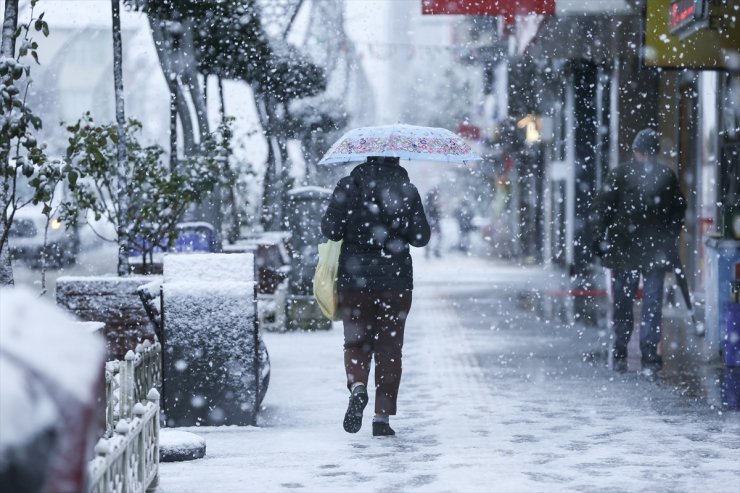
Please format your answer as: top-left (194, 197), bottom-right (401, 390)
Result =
top-left (159, 429), bottom-right (206, 462)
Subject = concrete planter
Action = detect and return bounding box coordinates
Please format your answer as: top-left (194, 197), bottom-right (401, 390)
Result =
top-left (56, 275), bottom-right (160, 359)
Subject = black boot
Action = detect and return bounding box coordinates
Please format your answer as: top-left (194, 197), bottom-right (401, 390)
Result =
top-left (343, 385), bottom-right (368, 433)
top-left (641, 354), bottom-right (663, 379)
top-left (613, 358), bottom-right (628, 373)
top-left (372, 422), bottom-right (395, 437)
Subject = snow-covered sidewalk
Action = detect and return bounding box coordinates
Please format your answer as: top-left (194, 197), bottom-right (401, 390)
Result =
top-left (157, 255), bottom-right (740, 493)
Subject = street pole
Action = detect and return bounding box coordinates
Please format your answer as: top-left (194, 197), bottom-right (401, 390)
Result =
top-left (111, 0), bottom-right (130, 276)
top-left (572, 59), bottom-right (598, 324)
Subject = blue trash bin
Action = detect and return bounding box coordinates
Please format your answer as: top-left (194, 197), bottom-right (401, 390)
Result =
top-left (723, 303), bottom-right (740, 367)
top-left (722, 368), bottom-right (740, 410)
top-left (174, 222), bottom-right (216, 253)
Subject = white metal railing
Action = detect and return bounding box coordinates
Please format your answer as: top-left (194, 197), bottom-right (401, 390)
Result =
top-left (104, 341), bottom-right (162, 437)
top-left (88, 390), bottom-right (160, 493)
top-left (91, 339), bottom-right (162, 492)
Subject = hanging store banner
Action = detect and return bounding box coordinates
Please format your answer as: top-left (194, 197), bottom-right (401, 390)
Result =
top-left (644, 0), bottom-right (740, 71)
top-left (421, 0), bottom-right (555, 16)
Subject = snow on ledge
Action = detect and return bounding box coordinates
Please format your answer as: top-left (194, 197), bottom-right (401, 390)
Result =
top-left (56, 275), bottom-right (153, 283)
top-left (163, 253), bottom-right (254, 284)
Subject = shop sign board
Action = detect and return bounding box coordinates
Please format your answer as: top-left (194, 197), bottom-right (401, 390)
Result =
top-left (644, 0), bottom-right (740, 71)
top-left (421, 0), bottom-right (555, 16)
top-left (668, 0), bottom-right (710, 39)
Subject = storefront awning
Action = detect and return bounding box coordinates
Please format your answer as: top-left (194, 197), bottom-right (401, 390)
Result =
top-left (422, 0), bottom-right (555, 16)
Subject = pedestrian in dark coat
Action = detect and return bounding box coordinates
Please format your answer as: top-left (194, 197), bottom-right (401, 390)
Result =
top-left (321, 156), bottom-right (430, 437)
top-left (424, 187), bottom-right (442, 258)
top-left (455, 200), bottom-right (475, 253)
top-left (589, 129), bottom-right (686, 374)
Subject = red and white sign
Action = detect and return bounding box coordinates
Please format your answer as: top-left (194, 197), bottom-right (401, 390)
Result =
top-left (422, 0), bottom-right (555, 16)
top-left (457, 122), bottom-right (481, 140)
top-left (668, 0), bottom-right (709, 37)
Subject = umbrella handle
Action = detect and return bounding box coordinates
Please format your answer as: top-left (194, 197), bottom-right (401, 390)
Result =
top-left (685, 309), bottom-right (704, 337)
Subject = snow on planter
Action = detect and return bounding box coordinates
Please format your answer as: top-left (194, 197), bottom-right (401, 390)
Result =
top-left (159, 429), bottom-right (206, 462)
top-left (56, 275), bottom-right (159, 359)
top-left (163, 252), bottom-right (254, 284)
top-left (0, 288), bottom-right (105, 492)
top-left (162, 253), bottom-right (265, 427)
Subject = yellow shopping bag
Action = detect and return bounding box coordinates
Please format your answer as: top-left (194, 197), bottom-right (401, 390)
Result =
top-left (313, 240), bottom-right (342, 321)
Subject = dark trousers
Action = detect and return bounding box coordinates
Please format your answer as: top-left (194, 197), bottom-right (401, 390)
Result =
top-left (338, 290), bottom-right (412, 415)
top-left (612, 268), bottom-right (666, 364)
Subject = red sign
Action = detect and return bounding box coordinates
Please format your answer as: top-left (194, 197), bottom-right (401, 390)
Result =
top-left (670, 0), bottom-right (695, 29)
top-left (668, 0), bottom-right (709, 37)
top-left (422, 0), bottom-right (555, 16)
top-left (457, 122), bottom-right (481, 140)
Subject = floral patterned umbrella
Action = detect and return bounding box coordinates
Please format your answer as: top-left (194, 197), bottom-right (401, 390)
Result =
top-left (318, 124), bottom-right (482, 165)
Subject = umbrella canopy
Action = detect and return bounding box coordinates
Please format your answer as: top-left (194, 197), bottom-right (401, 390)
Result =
top-left (318, 124), bottom-right (482, 165)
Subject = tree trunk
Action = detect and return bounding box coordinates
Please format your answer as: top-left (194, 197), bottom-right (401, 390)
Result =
top-left (39, 215), bottom-right (50, 294)
top-left (175, 83), bottom-right (196, 153)
top-left (0, 228), bottom-right (12, 286)
top-left (219, 77), bottom-right (240, 244)
top-left (0, 177), bottom-right (13, 286)
top-left (168, 74), bottom-right (178, 170)
top-left (218, 77), bottom-right (226, 124)
top-left (1, 0), bottom-right (19, 58)
top-left (0, 0), bottom-right (19, 286)
top-left (179, 20), bottom-right (209, 140)
top-left (256, 93), bottom-right (283, 232)
top-left (177, 20), bottom-right (221, 246)
top-left (261, 137), bottom-right (281, 231)
top-left (111, 0), bottom-right (130, 276)
top-left (149, 18), bottom-right (196, 153)
top-left (182, 69), bottom-right (209, 139)
top-left (278, 137), bottom-right (290, 230)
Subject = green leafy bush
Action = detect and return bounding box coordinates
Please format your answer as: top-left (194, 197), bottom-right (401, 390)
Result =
top-left (59, 113), bottom-right (231, 270)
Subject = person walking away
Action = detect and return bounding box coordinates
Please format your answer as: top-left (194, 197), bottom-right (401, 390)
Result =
top-left (424, 187), bottom-right (442, 259)
top-left (321, 156), bottom-right (431, 436)
top-left (589, 129), bottom-right (686, 375)
top-left (455, 200), bottom-right (475, 254)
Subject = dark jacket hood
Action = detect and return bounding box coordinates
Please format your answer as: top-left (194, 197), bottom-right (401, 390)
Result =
top-left (350, 161), bottom-right (409, 183)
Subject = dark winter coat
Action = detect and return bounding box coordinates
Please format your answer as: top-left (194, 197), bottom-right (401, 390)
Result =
top-left (321, 160), bottom-right (431, 291)
top-left (589, 158), bottom-right (686, 271)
